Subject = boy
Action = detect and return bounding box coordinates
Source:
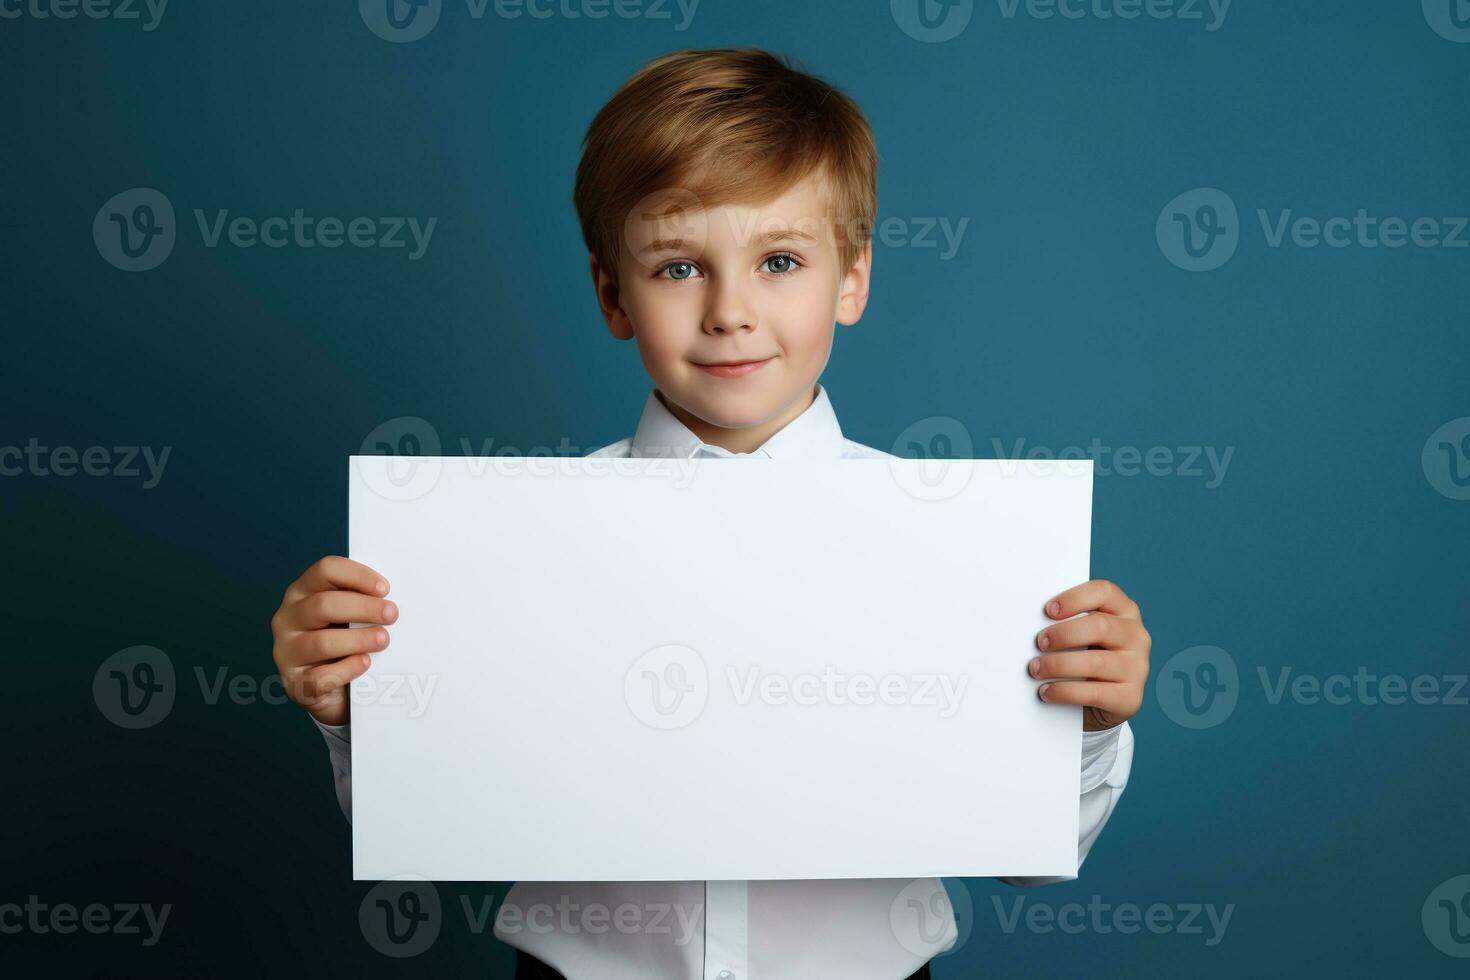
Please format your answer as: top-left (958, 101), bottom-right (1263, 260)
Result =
top-left (270, 48), bottom-right (1149, 980)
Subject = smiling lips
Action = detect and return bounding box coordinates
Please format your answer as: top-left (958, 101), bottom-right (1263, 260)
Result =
top-left (695, 356), bottom-right (774, 378)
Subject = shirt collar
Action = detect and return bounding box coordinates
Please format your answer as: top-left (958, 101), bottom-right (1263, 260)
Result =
top-left (628, 384), bottom-right (847, 459)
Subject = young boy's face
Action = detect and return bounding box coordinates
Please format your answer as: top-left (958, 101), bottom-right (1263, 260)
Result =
top-left (593, 171), bottom-right (872, 451)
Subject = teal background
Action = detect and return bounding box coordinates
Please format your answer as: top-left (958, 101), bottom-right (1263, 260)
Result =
top-left (3, 1), bottom-right (1468, 975)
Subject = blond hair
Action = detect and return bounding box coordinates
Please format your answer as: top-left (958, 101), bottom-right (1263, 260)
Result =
top-left (574, 48), bottom-right (878, 285)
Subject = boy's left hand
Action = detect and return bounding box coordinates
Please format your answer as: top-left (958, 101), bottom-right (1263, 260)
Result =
top-left (1028, 579), bottom-right (1151, 732)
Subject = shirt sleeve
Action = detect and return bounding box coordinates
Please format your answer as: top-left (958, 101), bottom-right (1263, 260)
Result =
top-left (312, 717), bottom-right (353, 824)
top-left (995, 721), bottom-right (1134, 888)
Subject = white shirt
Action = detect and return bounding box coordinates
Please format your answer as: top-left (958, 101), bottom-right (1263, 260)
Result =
top-left (316, 384), bottom-right (1134, 980)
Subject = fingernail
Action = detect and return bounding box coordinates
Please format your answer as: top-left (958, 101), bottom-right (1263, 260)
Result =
top-left (1046, 600), bottom-right (1061, 618)
top-left (1037, 631), bottom-right (1051, 651)
top-left (1028, 657), bottom-right (1041, 677)
top-left (1038, 683), bottom-right (1052, 701)
top-left (375, 629), bottom-right (389, 648)
top-left (375, 579), bottom-right (390, 595)
top-left (383, 602), bottom-right (398, 622)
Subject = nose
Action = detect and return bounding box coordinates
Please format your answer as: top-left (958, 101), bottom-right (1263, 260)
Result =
top-left (701, 273), bottom-right (756, 337)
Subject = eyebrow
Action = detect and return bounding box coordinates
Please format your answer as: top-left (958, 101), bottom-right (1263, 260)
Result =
top-left (639, 227), bottom-right (820, 256)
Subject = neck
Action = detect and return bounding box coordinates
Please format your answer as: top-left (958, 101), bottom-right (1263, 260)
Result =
top-left (660, 385), bottom-right (819, 455)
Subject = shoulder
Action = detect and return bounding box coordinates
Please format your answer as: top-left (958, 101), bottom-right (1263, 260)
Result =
top-left (585, 437), bottom-right (632, 459)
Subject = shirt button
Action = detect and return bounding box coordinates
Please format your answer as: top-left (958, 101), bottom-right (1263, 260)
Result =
top-left (717, 972), bottom-right (734, 980)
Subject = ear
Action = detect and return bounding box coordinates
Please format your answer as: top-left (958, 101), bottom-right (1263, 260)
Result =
top-left (835, 241), bottom-right (872, 327)
top-left (590, 253), bottom-right (635, 341)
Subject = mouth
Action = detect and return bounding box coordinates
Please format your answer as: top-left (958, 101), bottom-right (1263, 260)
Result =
top-left (694, 356), bottom-right (775, 378)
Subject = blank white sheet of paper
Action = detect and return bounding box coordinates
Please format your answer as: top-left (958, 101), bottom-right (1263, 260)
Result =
top-left (348, 455), bottom-right (1092, 882)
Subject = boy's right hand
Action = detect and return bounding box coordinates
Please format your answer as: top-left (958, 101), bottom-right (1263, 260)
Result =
top-left (270, 556), bottom-right (397, 727)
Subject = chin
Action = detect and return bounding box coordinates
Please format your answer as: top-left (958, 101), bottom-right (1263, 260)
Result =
top-left (678, 392), bottom-right (783, 431)
top-left (688, 403), bottom-right (769, 431)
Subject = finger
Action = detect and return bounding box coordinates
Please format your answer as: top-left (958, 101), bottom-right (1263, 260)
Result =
top-left (296, 653), bottom-right (375, 706)
top-left (1029, 650), bottom-right (1138, 683)
top-left (1046, 579), bottom-right (1140, 621)
top-left (284, 591), bottom-right (398, 631)
top-left (285, 556), bottom-right (389, 605)
top-left (1037, 612), bottom-right (1147, 652)
top-left (1037, 679), bottom-right (1142, 717)
top-left (281, 625), bottom-right (390, 670)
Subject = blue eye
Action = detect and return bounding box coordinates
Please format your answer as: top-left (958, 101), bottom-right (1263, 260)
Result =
top-left (764, 253), bottom-right (800, 276)
top-left (658, 255), bottom-right (800, 280)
